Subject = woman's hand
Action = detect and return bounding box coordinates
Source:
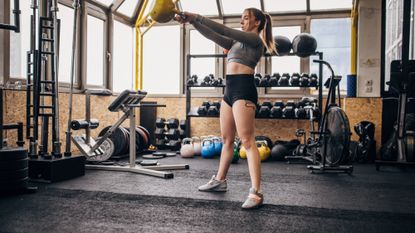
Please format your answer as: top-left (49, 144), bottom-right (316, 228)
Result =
top-left (174, 11), bottom-right (198, 24)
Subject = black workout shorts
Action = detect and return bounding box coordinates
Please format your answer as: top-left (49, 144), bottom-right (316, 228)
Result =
top-left (223, 74), bottom-right (258, 107)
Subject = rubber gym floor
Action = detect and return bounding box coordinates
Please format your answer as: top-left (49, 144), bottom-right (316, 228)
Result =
top-left (1, 155), bottom-right (415, 233)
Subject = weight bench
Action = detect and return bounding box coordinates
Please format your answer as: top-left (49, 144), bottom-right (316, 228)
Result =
top-left (72, 89), bottom-right (189, 179)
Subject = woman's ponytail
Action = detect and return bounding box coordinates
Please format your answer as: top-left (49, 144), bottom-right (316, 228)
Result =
top-left (262, 13), bottom-right (277, 55)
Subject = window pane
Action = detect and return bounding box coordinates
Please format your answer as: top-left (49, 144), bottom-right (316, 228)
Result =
top-left (222, 0), bottom-right (261, 15)
top-left (9, 1), bottom-right (31, 79)
top-left (117, 0), bottom-right (137, 17)
top-left (310, 18), bottom-right (351, 90)
top-left (143, 25), bottom-right (180, 94)
top-left (310, 0), bottom-right (353, 10)
top-left (113, 21), bottom-right (134, 92)
top-left (87, 15), bottom-right (105, 86)
top-left (384, 0), bottom-right (405, 92)
top-left (181, 0), bottom-right (218, 16)
top-left (189, 29), bottom-right (216, 82)
top-left (264, 0), bottom-right (306, 12)
top-left (94, 0), bottom-right (113, 7)
top-left (58, 4), bottom-right (75, 84)
top-left (271, 26), bottom-right (301, 74)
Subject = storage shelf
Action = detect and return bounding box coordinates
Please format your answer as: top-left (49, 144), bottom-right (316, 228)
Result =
top-left (188, 107), bottom-right (314, 120)
top-left (187, 84), bottom-right (319, 88)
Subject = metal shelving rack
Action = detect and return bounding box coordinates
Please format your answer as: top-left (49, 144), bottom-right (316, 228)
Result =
top-left (185, 52), bottom-right (324, 137)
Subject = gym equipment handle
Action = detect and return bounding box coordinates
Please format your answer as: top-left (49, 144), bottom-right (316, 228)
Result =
top-left (313, 60), bottom-right (334, 78)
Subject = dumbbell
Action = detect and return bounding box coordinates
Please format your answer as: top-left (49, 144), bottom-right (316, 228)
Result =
top-left (211, 77), bottom-right (223, 86)
top-left (269, 73), bottom-right (280, 87)
top-left (155, 138), bottom-right (167, 149)
top-left (154, 128), bottom-right (166, 139)
top-left (187, 74), bottom-right (198, 86)
top-left (299, 73), bottom-right (310, 87)
top-left (155, 118), bottom-right (166, 128)
top-left (278, 73), bottom-right (290, 86)
top-left (202, 74), bottom-right (215, 86)
top-left (290, 73), bottom-right (300, 86)
top-left (179, 120), bottom-right (186, 130)
top-left (283, 100), bottom-right (296, 118)
top-left (179, 129), bottom-right (186, 139)
top-left (254, 73), bottom-right (262, 87)
top-left (274, 100), bottom-right (285, 108)
top-left (166, 140), bottom-right (181, 151)
top-left (70, 119), bottom-right (99, 130)
top-left (166, 118), bottom-right (179, 129)
top-left (309, 73), bottom-right (318, 87)
top-left (259, 74), bottom-right (271, 87)
top-left (295, 107), bottom-right (307, 119)
top-left (270, 106), bottom-right (283, 118)
top-left (207, 106), bottom-right (219, 116)
top-left (165, 128), bottom-right (180, 140)
top-left (257, 102), bottom-right (272, 118)
top-left (211, 101), bottom-right (221, 110)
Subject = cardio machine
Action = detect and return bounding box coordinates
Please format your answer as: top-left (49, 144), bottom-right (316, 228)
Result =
top-left (286, 60), bottom-right (353, 174)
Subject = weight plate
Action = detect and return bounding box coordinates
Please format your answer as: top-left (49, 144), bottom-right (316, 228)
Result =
top-left (138, 126), bottom-right (150, 148)
top-left (87, 138), bottom-right (115, 162)
top-left (99, 126), bottom-right (128, 157)
top-left (406, 134), bottom-right (415, 162)
top-left (0, 158), bottom-right (28, 171)
top-left (0, 148), bottom-right (28, 161)
top-left (142, 154), bottom-right (164, 159)
top-left (165, 152), bottom-right (176, 157)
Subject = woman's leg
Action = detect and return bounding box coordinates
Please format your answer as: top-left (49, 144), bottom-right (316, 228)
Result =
top-left (232, 100), bottom-right (261, 192)
top-left (215, 100), bottom-right (237, 180)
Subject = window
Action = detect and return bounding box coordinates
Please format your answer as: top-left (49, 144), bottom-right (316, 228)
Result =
top-left (271, 26), bottom-right (301, 75)
top-left (310, 0), bottom-right (353, 11)
top-left (310, 18), bottom-right (351, 90)
top-left (264, 0), bottom-right (307, 13)
top-left (143, 25), bottom-right (180, 95)
top-left (189, 29), bottom-right (217, 84)
top-left (221, 0), bottom-right (261, 15)
top-left (9, 0), bottom-right (31, 79)
top-left (117, 0), bottom-right (137, 17)
top-left (87, 15), bottom-right (105, 86)
top-left (113, 21), bottom-right (134, 93)
top-left (181, 0), bottom-right (218, 16)
top-left (58, 4), bottom-right (75, 84)
top-left (94, 0), bottom-right (113, 7)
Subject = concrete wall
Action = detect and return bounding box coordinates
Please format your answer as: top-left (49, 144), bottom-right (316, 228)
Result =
top-left (357, 0), bottom-right (382, 97)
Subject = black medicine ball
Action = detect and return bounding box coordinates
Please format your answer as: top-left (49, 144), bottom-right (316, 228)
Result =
top-left (274, 35), bottom-right (292, 55)
top-left (292, 33), bottom-right (317, 58)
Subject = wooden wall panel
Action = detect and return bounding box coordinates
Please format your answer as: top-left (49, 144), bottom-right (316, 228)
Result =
top-left (3, 90), bottom-right (382, 153)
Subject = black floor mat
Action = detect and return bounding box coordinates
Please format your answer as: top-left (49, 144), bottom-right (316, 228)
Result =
top-left (1, 187), bottom-right (414, 233)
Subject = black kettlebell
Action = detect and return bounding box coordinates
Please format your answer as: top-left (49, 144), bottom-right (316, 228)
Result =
top-left (290, 73), bottom-right (300, 86)
top-left (270, 106), bottom-right (283, 118)
top-left (299, 73), bottom-right (310, 87)
top-left (278, 73), bottom-right (290, 86)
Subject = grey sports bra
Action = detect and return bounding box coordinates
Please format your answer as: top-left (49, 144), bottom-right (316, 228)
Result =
top-left (192, 15), bottom-right (264, 69)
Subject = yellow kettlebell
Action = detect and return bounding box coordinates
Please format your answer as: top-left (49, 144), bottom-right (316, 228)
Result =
top-left (149, 0), bottom-right (182, 23)
top-left (257, 141), bottom-right (271, 162)
top-left (239, 146), bottom-right (247, 159)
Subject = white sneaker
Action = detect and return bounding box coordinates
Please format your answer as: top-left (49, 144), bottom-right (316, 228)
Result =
top-left (198, 175), bottom-right (227, 192)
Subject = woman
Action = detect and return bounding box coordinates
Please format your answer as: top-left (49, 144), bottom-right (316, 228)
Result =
top-left (175, 8), bottom-right (276, 209)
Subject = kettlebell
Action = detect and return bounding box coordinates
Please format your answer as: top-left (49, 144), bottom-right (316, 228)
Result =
top-left (232, 139), bottom-right (240, 163)
top-left (239, 145), bottom-right (247, 159)
top-left (212, 137), bottom-right (223, 156)
top-left (180, 138), bottom-right (194, 158)
top-left (257, 141), bottom-right (271, 161)
top-left (201, 138), bottom-right (215, 158)
top-left (192, 136), bottom-right (201, 155)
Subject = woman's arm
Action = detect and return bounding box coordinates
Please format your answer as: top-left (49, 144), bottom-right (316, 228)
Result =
top-left (192, 22), bottom-right (234, 50)
top-left (194, 15), bottom-right (262, 47)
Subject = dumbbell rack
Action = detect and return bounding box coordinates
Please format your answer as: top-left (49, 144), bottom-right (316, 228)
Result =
top-left (185, 52), bottom-right (324, 137)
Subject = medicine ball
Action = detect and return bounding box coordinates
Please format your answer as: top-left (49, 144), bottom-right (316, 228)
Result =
top-left (274, 35), bottom-right (292, 55)
top-left (292, 33), bottom-right (317, 58)
top-left (270, 141), bottom-right (288, 161)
